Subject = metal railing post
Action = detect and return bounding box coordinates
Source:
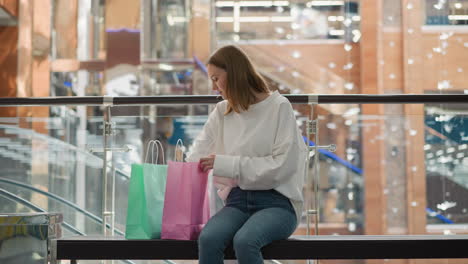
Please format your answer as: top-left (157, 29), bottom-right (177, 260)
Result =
top-left (101, 105), bottom-right (111, 236)
top-left (306, 100), bottom-right (318, 264)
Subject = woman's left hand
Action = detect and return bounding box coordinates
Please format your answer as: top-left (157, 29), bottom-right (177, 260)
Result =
top-left (199, 154), bottom-right (216, 172)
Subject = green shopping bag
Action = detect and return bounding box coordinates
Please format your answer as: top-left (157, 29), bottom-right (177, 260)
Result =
top-left (125, 140), bottom-right (168, 239)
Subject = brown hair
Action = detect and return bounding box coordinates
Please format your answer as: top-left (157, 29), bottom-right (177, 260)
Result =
top-left (207, 45), bottom-right (270, 114)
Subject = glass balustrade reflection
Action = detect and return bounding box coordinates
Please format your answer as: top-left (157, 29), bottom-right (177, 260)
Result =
top-left (0, 106), bottom-right (106, 235)
top-left (1, 101), bottom-right (467, 243)
top-left (315, 104), bottom-right (468, 235)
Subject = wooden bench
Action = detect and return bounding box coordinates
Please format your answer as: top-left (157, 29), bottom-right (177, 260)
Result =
top-left (51, 235), bottom-right (468, 263)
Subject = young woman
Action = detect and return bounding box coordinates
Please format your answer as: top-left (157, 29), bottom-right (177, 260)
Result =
top-left (186, 45), bottom-right (308, 264)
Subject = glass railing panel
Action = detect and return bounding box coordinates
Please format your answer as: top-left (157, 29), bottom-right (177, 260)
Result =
top-left (109, 104), bottom-right (313, 236)
top-left (2, 98), bottom-right (467, 243)
top-left (108, 104), bottom-right (213, 232)
top-left (0, 106), bottom-right (108, 235)
top-left (316, 103), bottom-right (468, 235)
top-left (425, 104), bottom-right (468, 228)
top-left (312, 103), bottom-right (364, 235)
top-left (109, 104), bottom-right (212, 168)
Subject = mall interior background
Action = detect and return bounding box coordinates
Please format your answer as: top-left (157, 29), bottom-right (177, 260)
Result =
top-left (0, 0), bottom-right (468, 263)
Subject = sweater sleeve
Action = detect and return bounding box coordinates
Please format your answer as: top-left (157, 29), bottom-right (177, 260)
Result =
top-left (185, 104), bottom-right (219, 162)
top-left (213, 102), bottom-right (306, 190)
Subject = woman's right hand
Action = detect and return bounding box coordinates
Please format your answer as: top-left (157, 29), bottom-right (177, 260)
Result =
top-left (199, 154), bottom-right (216, 172)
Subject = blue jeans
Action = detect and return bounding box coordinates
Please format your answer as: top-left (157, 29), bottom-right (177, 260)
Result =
top-left (198, 187), bottom-right (297, 264)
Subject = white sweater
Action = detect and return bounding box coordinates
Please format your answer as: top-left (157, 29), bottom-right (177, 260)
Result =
top-left (186, 91), bottom-right (308, 223)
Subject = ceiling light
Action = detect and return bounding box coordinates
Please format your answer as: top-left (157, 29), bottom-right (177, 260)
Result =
top-left (216, 1), bottom-right (289, 7)
top-left (329, 29), bottom-right (345, 35)
top-left (448, 15), bottom-right (468, 20)
top-left (307, 1), bottom-right (344, 7)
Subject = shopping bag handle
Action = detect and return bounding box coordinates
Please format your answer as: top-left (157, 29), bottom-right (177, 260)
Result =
top-left (145, 140), bottom-right (165, 164)
top-left (174, 139), bottom-right (184, 162)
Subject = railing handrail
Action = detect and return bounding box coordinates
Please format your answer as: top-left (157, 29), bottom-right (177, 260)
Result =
top-left (0, 94), bottom-right (467, 106)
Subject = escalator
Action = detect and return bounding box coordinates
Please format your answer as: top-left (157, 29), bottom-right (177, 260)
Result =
top-left (427, 174), bottom-right (468, 224)
top-left (425, 111), bottom-right (468, 224)
top-left (0, 123), bottom-right (132, 235)
top-left (0, 178), bottom-right (180, 264)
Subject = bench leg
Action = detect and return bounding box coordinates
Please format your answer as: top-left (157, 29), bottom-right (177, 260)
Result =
top-left (49, 239), bottom-right (57, 264)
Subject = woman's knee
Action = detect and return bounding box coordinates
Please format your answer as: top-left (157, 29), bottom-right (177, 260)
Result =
top-left (198, 227), bottom-right (225, 249)
top-left (232, 231), bottom-right (259, 253)
top-left (198, 228), bottom-right (213, 246)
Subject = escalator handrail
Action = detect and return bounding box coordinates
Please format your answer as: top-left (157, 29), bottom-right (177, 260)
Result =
top-left (0, 187), bottom-right (84, 236)
top-left (0, 177), bottom-right (125, 235)
top-left (426, 207), bottom-right (454, 224)
top-left (305, 136), bottom-right (363, 175)
top-left (193, 55), bottom-right (208, 76)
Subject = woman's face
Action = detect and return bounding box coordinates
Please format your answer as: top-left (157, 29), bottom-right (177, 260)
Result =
top-left (207, 64), bottom-right (227, 99)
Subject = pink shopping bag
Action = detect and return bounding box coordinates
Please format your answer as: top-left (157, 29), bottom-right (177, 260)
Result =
top-left (161, 161), bottom-right (210, 240)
